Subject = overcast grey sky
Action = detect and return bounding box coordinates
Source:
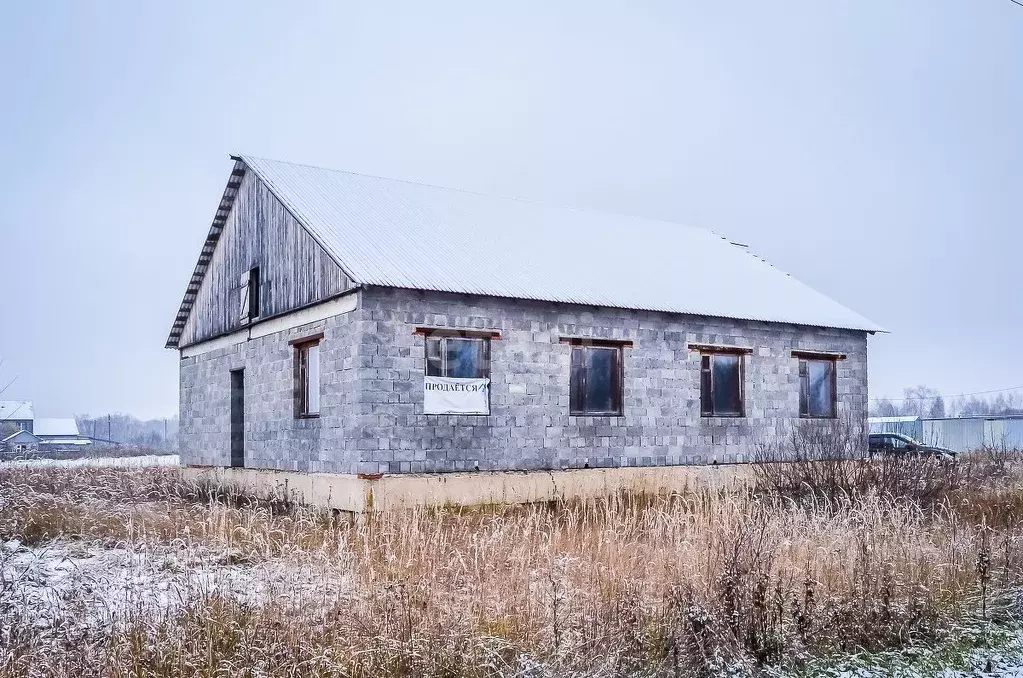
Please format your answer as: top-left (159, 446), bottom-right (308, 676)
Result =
top-left (0, 1), bottom-right (1020, 419)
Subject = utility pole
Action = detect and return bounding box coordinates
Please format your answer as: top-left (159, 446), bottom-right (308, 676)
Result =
top-left (107, 414), bottom-right (111, 443)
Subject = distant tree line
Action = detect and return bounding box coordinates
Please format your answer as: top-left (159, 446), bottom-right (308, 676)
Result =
top-left (76, 414), bottom-right (178, 449)
top-left (872, 385), bottom-right (1023, 419)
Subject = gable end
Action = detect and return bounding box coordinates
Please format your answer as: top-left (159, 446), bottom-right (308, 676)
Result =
top-left (167, 158), bottom-right (355, 348)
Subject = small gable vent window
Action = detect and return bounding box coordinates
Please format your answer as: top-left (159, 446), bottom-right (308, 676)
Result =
top-left (240, 267), bottom-right (261, 323)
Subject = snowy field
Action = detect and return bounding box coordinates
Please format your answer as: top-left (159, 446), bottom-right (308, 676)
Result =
top-left (5, 530), bottom-right (1023, 678)
top-left (0, 453), bottom-right (179, 469)
top-left (4, 459), bottom-right (1023, 676)
top-left (1, 537), bottom-right (351, 654)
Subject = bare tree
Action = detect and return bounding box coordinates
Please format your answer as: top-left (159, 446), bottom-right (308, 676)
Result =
top-left (871, 398), bottom-right (898, 417)
top-left (900, 385), bottom-right (942, 418)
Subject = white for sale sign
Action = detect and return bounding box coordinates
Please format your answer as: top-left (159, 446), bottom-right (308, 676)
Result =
top-left (424, 376), bottom-right (490, 415)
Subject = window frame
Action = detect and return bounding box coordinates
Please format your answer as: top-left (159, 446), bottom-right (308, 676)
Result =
top-left (419, 333), bottom-right (493, 417)
top-left (239, 267), bottom-right (261, 324)
top-left (247, 267), bottom-right (261, 322)
top-left (562, 338), bottom-right (629, 417)
top-left (889, 435), bottom-right (909, 450)
top-left (691, 345), bottom-right (750, 418)
top-left (797, 357), bottom-right (837, 419)
top-left (792, 350), bottom-right (845, 420)
top-left (291, 333), bottom-right (324, 419)
top-left (424, 335), bottom-right (492, 379)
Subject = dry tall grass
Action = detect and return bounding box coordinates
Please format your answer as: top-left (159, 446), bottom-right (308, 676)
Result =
top-left (2, 457), bottom-right (1022, 678)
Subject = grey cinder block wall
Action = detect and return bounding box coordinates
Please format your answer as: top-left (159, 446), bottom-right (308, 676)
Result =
top-left (179, 286), bottom-right (868, 474)
top-left (179, 306), bottom-right (363, 473)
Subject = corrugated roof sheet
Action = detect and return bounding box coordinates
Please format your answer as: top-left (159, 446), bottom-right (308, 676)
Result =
top-left (243, 156), bottom-right (882, 332)
top-left (33, 418), bottom-right (80, 437)
top-left (168, 156), bottom-right (883, 347)
top-left (0, 401), bottom-right (33, 421)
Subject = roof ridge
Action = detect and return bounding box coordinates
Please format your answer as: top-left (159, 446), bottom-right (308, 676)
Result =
top-left (240, 153), bottom-right (603, 213)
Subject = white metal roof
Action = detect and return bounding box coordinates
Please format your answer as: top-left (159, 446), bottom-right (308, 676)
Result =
top-left (0, 401), bottom-right (33, 421)
top-left (168, 156), bottom-right (883, 347)
top-left (2, 430), bottom-right (40, 443)
top-left (33, 418), bottom-right (80, 437)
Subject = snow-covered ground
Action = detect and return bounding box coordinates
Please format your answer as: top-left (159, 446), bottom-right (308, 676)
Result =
top-left (764, 611), bottom-right (1023, 678)
top-left (774, 642), bottom-right (1023, 678)
top-left (3, 534), bottom-right (1023, 676)
top-left (1, 538), bottom-right (347, 638)
top-left (0, 453), bottom-right (180, 469)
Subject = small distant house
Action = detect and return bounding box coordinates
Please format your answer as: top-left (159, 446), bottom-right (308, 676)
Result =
top-left (0, 401), bottom-right (34, 435)
top-left (166, 155), bottom-right (881, 508)
top-left (1, 429), bottom-right (40, 455)
top-left (0, 405), bottom-right (95, 455)
top-left (35, 418), bottom-right (93, 450)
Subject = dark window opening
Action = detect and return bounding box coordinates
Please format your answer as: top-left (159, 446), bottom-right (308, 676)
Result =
top-left (239, 267), bottom-right (261, 323)
top-left (570, 344), bottom-right (623, 416)
top-left (230, 369), bottom-right (244, 468)
top-left (700, 353), bottom-right (744, 417)
top-left (248, 267), bottom-right (260, 320)
top-left (294, 338), bottom-right (321, 418)
top-left (799, 358), bottom-right (837, 418)
top-left (425, 336), bottom-right (490, 378)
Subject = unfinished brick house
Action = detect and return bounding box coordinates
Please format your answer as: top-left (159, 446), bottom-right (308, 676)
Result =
top-left (167, 156), bottom-right (880, 507)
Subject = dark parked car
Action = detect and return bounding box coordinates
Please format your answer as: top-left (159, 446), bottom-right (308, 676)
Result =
top-left (868, 433), bottom-right (957, 461)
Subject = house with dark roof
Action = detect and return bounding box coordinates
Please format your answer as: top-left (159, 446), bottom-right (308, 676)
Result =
top-left (168, 156), bottom-right (879, 504)
top-left (0, 401), bottom-right (35, 435)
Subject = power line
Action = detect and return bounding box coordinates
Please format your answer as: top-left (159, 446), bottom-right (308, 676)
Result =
top-left (1010, 0), bottom-right (1023, 8)
top-left (871, 385), bottom-right (1023, 403)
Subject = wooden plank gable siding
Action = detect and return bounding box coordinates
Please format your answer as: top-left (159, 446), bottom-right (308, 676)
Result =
top-left (179, 169), bottom-right (351, 347)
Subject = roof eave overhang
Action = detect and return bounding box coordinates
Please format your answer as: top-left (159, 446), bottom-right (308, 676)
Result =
top-left (164, 158), bottom-right (248, 349)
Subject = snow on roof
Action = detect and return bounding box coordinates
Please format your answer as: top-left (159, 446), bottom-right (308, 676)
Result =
top-left (33, 418), bottom-right (81, 437)
top-left (168, 156), bottom-right (883, 347)
top-left (0, 401), bottom-right (33, 421)
top-left (2, 429), bottom-right (40, 443)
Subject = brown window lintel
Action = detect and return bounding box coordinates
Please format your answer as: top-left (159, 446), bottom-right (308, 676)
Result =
top-left (688, 343), bottom-right (753, 355)
top-left (289, 332), bottom-right (324, 347)
top-left (413, 327), bottom-right (501, 339)
top-left (560, 337), bottom-right (634, 347)
top-left (791, 350), bottom-right (847, 360)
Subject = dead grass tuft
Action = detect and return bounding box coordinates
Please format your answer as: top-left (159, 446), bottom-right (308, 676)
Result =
top-left (2, 459), bottom-right (1023, 677)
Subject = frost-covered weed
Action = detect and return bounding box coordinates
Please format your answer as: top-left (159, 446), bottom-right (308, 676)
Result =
top-left (1, 461), bottom-right (1023, 677)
